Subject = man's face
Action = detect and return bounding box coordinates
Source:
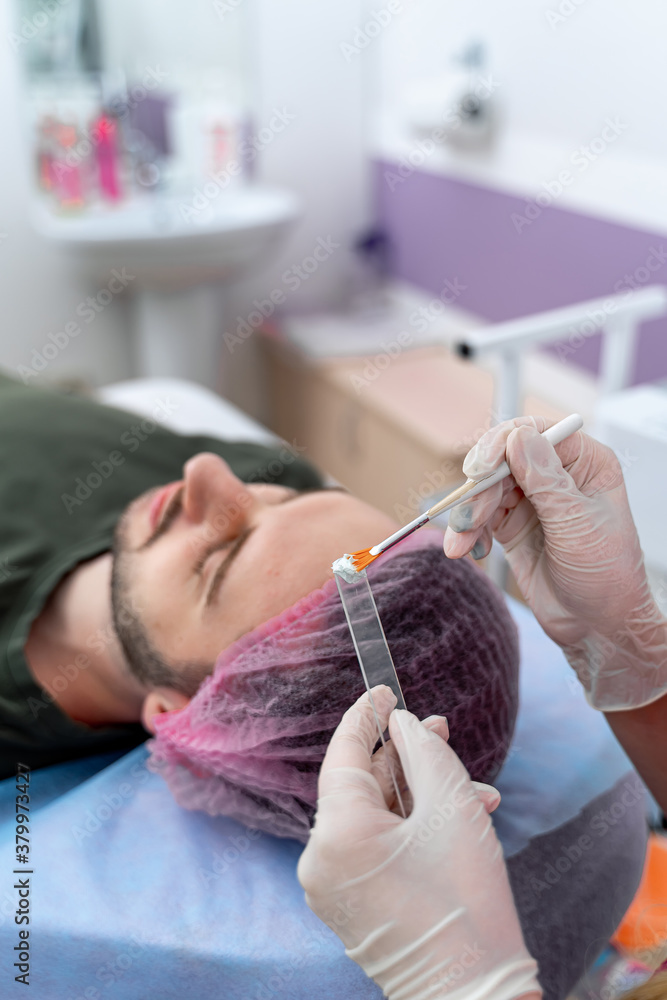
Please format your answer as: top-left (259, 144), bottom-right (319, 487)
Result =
top-left (113, 453), bottom-right (399, 667)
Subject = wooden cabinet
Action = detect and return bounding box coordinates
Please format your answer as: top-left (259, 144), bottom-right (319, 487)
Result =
top-left (260, 332), bottom-right (564, 522)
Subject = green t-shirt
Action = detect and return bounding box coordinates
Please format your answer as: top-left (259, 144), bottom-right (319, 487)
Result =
top-left (0, 374), bottom-right (322, 779)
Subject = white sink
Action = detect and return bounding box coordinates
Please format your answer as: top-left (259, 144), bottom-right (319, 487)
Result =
top-left (31, 186), bottom-right (301, 387)
top-left (32, 186), bottom-right (300, 286)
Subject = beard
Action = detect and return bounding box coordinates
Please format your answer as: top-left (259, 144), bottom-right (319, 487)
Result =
top-left (110, 514), bottom-right (210, 697)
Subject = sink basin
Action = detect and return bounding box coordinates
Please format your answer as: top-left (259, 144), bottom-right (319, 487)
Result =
top-left (31, 185), bottom-right (301, 387)
top-left (32, 185), bottom-right (301, 288)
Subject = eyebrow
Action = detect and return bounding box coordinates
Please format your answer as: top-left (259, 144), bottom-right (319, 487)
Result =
top-left (204, 526), bottom-right (255, 608)
top-left (202, 488), bottom-right (338, 609)
top-left (140, 486), bottom-right (184, 550)
top-left (143, 484), bottom-right (344, 606)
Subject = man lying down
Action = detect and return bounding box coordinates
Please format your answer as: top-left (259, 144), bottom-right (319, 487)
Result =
top-left (0, 370), bottom-right (518, 835)
top-left (3, 372), bottom-right (645, 999)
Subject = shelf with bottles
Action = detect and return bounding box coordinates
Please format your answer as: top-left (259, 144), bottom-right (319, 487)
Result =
top-left (28, 73), bottom-right (251, 215)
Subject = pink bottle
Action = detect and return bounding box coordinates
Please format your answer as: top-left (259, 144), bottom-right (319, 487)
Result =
top-left (36, 116), bottom-right (56, 191)
top-left (52, 123), bottom-right (85, 209)
top-left (95, 114), bottom-right (122, 202)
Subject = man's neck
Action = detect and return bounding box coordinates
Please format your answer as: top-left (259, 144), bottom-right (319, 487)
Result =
top-left (24, 552), bottom-right (146, 727)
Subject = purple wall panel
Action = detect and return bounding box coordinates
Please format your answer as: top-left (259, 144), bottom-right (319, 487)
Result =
top-left (374, 159), bottom-right (667, 384)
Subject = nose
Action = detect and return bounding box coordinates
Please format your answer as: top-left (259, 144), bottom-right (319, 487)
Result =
top-left (181, 453), bottom-right (253, 537)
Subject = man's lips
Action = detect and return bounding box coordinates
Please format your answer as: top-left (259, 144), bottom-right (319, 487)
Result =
top-left (149, 482), bottom-right (182, 531)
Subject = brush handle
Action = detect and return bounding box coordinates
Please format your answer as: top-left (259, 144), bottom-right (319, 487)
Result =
top-left (426, 412), bottom-right (584, 519)
top-left (371, 413), bottom-right (584, 556)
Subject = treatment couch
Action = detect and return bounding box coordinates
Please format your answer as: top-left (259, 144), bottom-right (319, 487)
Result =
top-left (0, 378), bottom-right (648, 1000)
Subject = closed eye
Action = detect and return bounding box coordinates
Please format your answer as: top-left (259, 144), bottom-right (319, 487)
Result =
top-left (193, 538), bottom-right (231, 577)
top-left (197, 486), bottom-right (342, 608)
top-left (204, 527), bottom-right (255, 608)
top-left (192, 490), bottom-right (299, 578)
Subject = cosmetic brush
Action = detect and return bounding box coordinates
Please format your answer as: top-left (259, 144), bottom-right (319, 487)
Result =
top-left (333, 412), bottom-right (583, 580)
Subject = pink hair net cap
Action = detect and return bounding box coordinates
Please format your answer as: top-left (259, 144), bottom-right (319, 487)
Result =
top-left (147, 530), bottom-right (519, 841)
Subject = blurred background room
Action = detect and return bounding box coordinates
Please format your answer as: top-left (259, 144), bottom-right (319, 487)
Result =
top-left (3, 3), bottom-right (667, 997)
top-left (3, 0), bottom-right (667, 582)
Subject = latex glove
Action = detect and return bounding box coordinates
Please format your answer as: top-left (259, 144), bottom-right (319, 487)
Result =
top-left (298, 686), bottom-right (542, 1000)
top-left (444, 416), bottom-right (667, 711)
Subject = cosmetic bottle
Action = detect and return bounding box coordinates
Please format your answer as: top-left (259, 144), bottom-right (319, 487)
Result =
top-left (52, 120), bottom-right (85, 210)
top-left (94, 113), bottom-right (122, 202)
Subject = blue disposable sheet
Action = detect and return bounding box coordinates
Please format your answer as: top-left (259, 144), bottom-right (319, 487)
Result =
top-left (0, 599), bottom-right (646, 1000)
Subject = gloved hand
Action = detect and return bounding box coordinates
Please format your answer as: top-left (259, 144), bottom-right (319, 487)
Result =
top-left (444, 416), bottom-right (667, 711)
top-left (298, 686), bottom-right (542, 1000)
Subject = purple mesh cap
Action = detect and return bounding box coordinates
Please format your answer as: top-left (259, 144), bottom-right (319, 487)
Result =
top-left (148, 530), bottom-right (519, 841)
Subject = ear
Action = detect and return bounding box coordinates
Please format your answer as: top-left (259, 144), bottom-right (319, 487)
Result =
top-left (141, 688), bottom-right (190, 734)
